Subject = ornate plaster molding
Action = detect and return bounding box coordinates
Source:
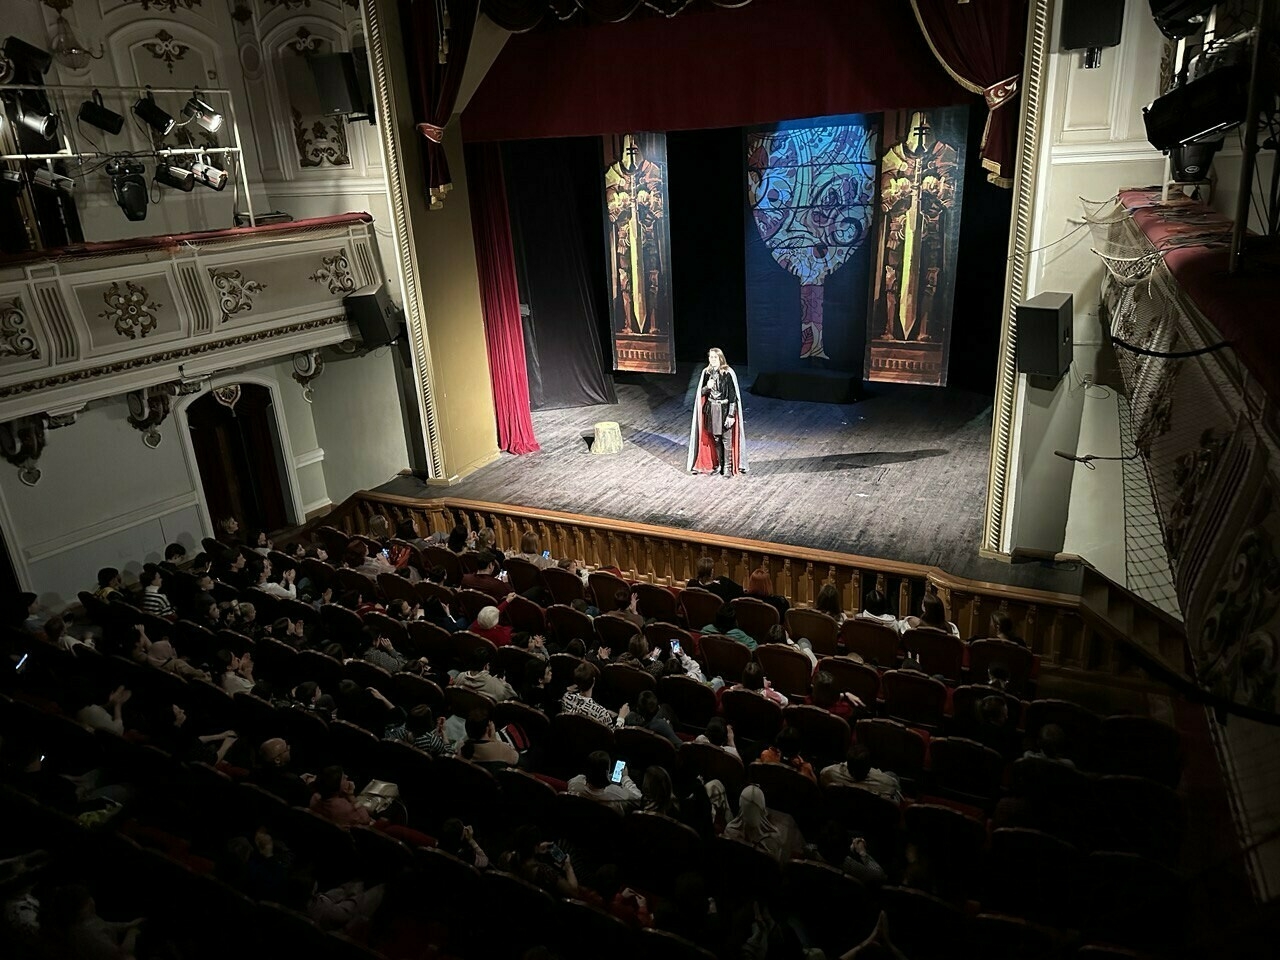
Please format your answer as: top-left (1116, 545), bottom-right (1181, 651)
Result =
top-left (0, 297), bottom-right (39, 359)
top-left (308, 249), bottom-right (357, 295)
top-left (363, 0), bottom-right (445, 478)
top-left (100, 281), bottom-right (162, 340)
top-left (982, 0), bottom-right (1051, 556)
top-left (209, 268), bottom-right (267, 323)
top-left (291, 349), bottom-right (325, 402)
top-left (0, 416), bottom-right (47, 486)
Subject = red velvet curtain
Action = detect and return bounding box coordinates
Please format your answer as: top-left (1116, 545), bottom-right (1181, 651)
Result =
top-left (910, 0), bottom-right (1028, 187)
top-left (465, 143), bottom-right (540, 455)
top-left (402, 0), bottom-right (479, 205)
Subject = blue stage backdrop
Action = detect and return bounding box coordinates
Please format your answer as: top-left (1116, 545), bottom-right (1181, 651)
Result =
top-left (744, 115), bottom-right (879, 371)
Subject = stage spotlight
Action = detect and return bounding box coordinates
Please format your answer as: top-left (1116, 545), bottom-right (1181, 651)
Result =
top-left (78, 90), bottom-right (124, 136)
top-left (154, 161), bottom-right (194, 192)
top-left (1147, 0), bottom-right (1216, 41)
top-left (132, 91), bottom-right (174, 136)
top-left (105, 158), bottom-right (147, 221)
top-left (1169, 140), bottom-right (1223, 182)
top-left (12, 95), bottom-right (58, 140)
top-left (182, 95), bottom-right (223, 133)
top-left (190, 156), bottom-right (227, 191)
top-left (31, 167), bottom-right (74, 194)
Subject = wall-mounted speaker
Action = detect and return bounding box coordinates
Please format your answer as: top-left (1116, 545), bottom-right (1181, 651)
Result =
top-left (1016, 292), bottom-right (1073, 381)
top-left (345, 283), bottom-right (400, 349)
top-left (307, 51), bottom-right (375, 122)
top-left (1061, 0), bottom-right (1125, 53)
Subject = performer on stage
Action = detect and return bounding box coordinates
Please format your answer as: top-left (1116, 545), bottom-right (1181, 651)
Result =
top-left (687, 348), bottom-right (748, 476)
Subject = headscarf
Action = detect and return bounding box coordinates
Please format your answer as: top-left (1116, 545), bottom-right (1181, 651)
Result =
top-left (723, 784), bottom-right (780, 851)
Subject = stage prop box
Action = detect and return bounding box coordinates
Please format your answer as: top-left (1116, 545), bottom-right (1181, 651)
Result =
top-left (601, 132), bottom-right (676, 374)
top-left (864, 106), bottom-right (968, 387)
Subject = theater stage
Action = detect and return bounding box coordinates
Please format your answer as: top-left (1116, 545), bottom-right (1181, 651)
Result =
top-left (376, 368), bottom-right (1080, 594)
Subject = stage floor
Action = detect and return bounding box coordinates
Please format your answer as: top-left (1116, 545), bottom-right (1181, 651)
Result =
top-left (378, 368), bottom-right (1081, 594)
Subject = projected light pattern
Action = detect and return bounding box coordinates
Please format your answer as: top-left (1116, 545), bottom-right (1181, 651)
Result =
top-left (747, 118), bottom-right (878, 359)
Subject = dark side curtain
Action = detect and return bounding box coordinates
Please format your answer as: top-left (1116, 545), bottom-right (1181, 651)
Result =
top-left (909, 0), bottom-right (1028, 187)
top-left (401, 0), bottom-right (479, 206)
top-left (465, 143), bottom-right (541, 454)
top-left (504, 138), bottom-right (615, 409)
top-left (482, 0), bottom-right (751, 31)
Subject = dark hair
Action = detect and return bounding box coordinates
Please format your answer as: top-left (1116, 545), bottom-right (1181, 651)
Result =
top-left (192, 552), bottom-right (210, 569)
top-left (426, 566), bottom-right (449, 584)
top-left (141, 564), bottom-right (162, 588)
top-left (272, 616), bottom-right (291, 636)
top-left (1038, 723), bottom-right (1067, 759)
top-left (704, 716), bottom-right (728, 747)
top-left (294, 681), bottom-right (319, 705)
top-left (164, 543), bottom-right (186, 561)
top-left (344, 541), bottom-right (369, 568)
top-left (920, 594), bottom-right (948, 628)
top-left (816, 820), bottom-right (852, 869)
top-left (570, 599), bottom-right (589, 614)
top-left (44, 615), bottom-right (67, 643)
top-left (979, 695), bottom-right (1009, 727)
top-left (636, 689), bottom-right (660, 721)
top-left (396, 519), bottom-right (418, 541)
top-left (314, 765), bottom-right (345, 800)
top-left (987, 660), bottom-right (1011, 689)
top-left (614, 588), bottom-right (632, 609)
top-left (97, 567), bottom-right (120, 588)
top-left (643, 766), bottom-right (675, 813)
top-left (695, 557), bottom-right (714, 582)
top-left (522, 659), bottom-right (548, 692)
top-left (815, 583), bottom-right (842, 618)
top-left (406, 703), bottom-right (435, 735)
top-left (713, 604), bottom-right (737, 633)
top-left (862, 588), bottom-right (889, 617)
top-left (766, 623), bottom-right (786, 645)
top-left (565, 639), bottom-right (587, 658)
top-left (811, 671), bottom-right (838, 710)
top-left (627, 634), bottom-right (649, 661)
top-left (469, 646), bottom-right (492, 673)
top-left (511, 824), bottom-right (542, 861)
top-left (520, 531), bottom-right (540, 555)
top-left (323, 642), bottom-right (346, 661)
top-left (774, 725), bottom-right (803, 762)
top-left (572, 661), bottom-right (598, 693)
top-left (464, 709), bottom-right (491, 742)
top-left (741, 662), bottom-right (765, 690)
top-left (845, 744), bottom-right (872, 781)
top-left (585, 750), bottom-right (611, 789)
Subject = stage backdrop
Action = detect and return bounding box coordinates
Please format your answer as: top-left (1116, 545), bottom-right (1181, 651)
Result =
top-left (602, 133), bottom-right (676, 373)
top-left (864, 106), bottom-right (968, 386)
top-left (744, 115), bottom-right (879, 370)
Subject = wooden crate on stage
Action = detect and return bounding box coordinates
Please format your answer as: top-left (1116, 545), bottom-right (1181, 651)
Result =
top-left (615, 332), bottom-right (675, 374)
top-left (867, 339), bottom-right (945, 386)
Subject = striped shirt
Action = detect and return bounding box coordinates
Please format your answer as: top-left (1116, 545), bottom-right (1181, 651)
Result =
top-left (141, 587), bottom-right (175, 619)
top-left (560, 691), bottom-right (622, 727)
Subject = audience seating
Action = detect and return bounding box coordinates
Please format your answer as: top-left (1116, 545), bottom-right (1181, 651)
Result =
top-left (879, 886), bottom-right (968, 960)
top-left (786, 859), bottom-right (876, 954)
top-left (731, 596), bottom-right (780, 643)
top-left (700, 633), bottom-right (751, 682)
top-left (625, 811), bottom-right (703, 893)
top-left (748, 760), bottom-right (823, 830)
top-left (840, 619), bottom-right (900, 667)
top-left (880, 670), bottom-right (947, 728)
top-left (597, 662), bottom-right (656, 711)
top-left (721, 688), bottom-right (784, 742)
top-left (900, 628), bottom-right (966, 682)
top-left (754, 643), bottom-right (814, 699)
top-left (546, 603), bottom-right (595, 645)
top-left (659, 674), bottom-right (718, 729)
top-left (455, 588), bottom-right (495, 624)
top-left (588, 569), bottom-right (631, 612)
top-left (823, 784), bottom-right (902, 861)
top-left (643, 621), bottom-right (695, 656)
top-left (926, 736), bottom-right (1005, 810)
top-left (615, 725), bottom-right (678, 779)
top-left (503, 556), bottom-right (542, 595)
top-left (678, 587), bottom-right (723, 629)
top-left (679, 740), bottom-right (746, 798)
top-left (505, 594), bottom-right (546, 634)
top-left (633, 582), bottom-right (678, 623)
top-left (542, 567), bottom-right (587, 605)
top-left (968, 638), bottom-right (1034, 691)
top-left (595, 614), bottom-right (642, 650)
top-left (855, 718), bottom-right (927, 789)
top-left (985, 826), bottom-right (1082, 926)
top-left (786, 607), bottom-right (840, 656)
top-left (1096, 714), bottom-right (1182, 787)
top-left (1024, 698), bottom-right (1102, 767)
top-left (783, 703), bottom-right (852, 767)
top-left (818, 656), bottom-right (881, 705)
top-left (423, 546), bottom-right (462, 585)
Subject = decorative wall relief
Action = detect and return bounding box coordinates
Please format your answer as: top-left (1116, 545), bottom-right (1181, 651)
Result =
top-left (100, 282), bottom-right (162, 340)
top-left (208, 268), bottom-right (267, 323)
top-left (123, 0), bottom-right (203, 12)
top-left (292, 349), bottom-right (325, 402)
top-left (268, 0), bottom-right (314, 8)
top-left (212, 383), bottom-right (242, 413)
top-left (127, 384), bottom-right (175, 448)
top-left (308, 250), bottom-right (356, 295)
top-left (0, 416), bottom-right (47, 486)
top-left (292, 108), bottom-right (351, 167)
top-left (288, 26), bottom-right (324, 55)
top-left (141, 29), bottom-right (191, 74)
top-left (0, 298), bottom-right (39, 360)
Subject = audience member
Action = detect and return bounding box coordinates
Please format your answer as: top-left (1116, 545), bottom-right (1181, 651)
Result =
top-left (507, 530), bottom-right (554, 569)
top-left (560, 662), bottom-right (630, 727)
top-left (624, 689), bottom-right (681, 747)
top-left (402, 704), bottom-right (454, 757)
top-left (725, 662), bottom-right (789, 707)
top-left (470, 604), bottom-right (513, 647)
top-left (251, 531), bottom-right (273, 556)
top-left (92, 568), bottom-right (124, 603)
top-left (567, 750), bottom-right (641, 812)
top-left (819, 744), bottom-right (903, 802)
top-left (518, 659), bottom-right (554, 711)
top-left (344, 540), bottom-right (393, 580)
top-left (606, 589), bottom-right (645, 630)
top-left (453, 647), bottom-right (517, 701)
top-left (814, 583), bottom-right (846, 624)
top-left (460, 554), bottom-right (509, 602)
top-left (129, 625), bottom-right (208, 680)
top-left (855, 588), bottom-right (902, 632)
top-left (616, 634), bottom-right (663, 680)
top-left (446, 524), bottom-right (469, 554)
top-left (439, 818), bottom-right (490, 868)
top-left (139, 565), bottom-right (176, 619)
top-left (695, 717), bottom-right (740, 759)
top-left (988, 611), bottom-right (1027, 647)
top-left (805, 821), bottom-right (887, 887)
top-left (1024, 723), bottom-right (1075, 768)
top-left (904, 593), bottom-right (959, 636)
top-left (501, 825), bottom-right (579, 898)
top-left (253, 738), bottom-right (314, 807)
top-left (163, 542), bottom-right (188, 566)
top-left (746, 568), bottom-right (789, 620)
top-left (458, 710), bottom-right (520, 769)
top-left (758, 726), bottom-right (816, 782)
top-left (722, 785), bottom-right (802, 863)
top-left (701, 603), bottom-right (756, 650)
top-left (686, 556), bottom-right (744, 603)
top-left (259, 566), bottom-right (298, 600)
top-left (216, 650), bottom-right (256, 695)
top-left (641, 765), bottom-right (680, 817)
top-left (361, 627), bottom-right (408, 674)
top-left (309, 765), bottom-right (372, 828)
top-left (46, 884), bottom-right (146, 960)
top-left (218, 516), bottom-right (242, 544)
top-left (68, 679), bottom-right (131, 736)
top-left (809, 670), bottom-right (865, 717)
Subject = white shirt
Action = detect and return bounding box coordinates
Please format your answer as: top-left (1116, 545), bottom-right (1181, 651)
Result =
top-left (856, 610), bottom-right (905, 635)
top-left (566, 774), bottom-right (641, 813)
top-left (261, 581), bottom-right (297, 600)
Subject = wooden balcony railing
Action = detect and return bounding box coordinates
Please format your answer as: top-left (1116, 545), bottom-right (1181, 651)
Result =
top-left (320, 491), bottom-right (1169, 685)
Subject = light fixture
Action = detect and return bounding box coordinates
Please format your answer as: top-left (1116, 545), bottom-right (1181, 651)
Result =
top-left (78, 89), bottom-right (123, 135)
top-left (105, 158), bottom-right (147, 221)
top-left (182, 95), bottom-right (223, 134)
top-left (190, 156), bottom-right (227, 191)
top-left (13, 95), bottom-right (58, 140)
top-left (133, 91), bottom-right (174, 136)
top-left (31, 166), bottom-right (74, 194)
top-left (1, 36), bottom-right (52, 78)
top-left (49, 15), bottom-right (102, 71)
top-left (154, 161), bottom-right (194, 192)
top-left (0, 169), bottom-right (22, 198)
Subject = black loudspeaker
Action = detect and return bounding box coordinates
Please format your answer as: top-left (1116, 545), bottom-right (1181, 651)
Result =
top-left (345, 283), bottom-right (400, 348)
top-left (1143, 64), bottom-right (1250, 150)
top-left (1016, 292), bottom-right (1073, 381)
top-left (307, 52), bottom-right (375, 121)
top-left (1148, 0), bottom-right (1216, 41)
top-left (1061, 0), bottom-right (1125, 52)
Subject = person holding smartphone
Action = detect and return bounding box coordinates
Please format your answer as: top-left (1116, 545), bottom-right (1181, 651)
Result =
top-left (566, 750), bottom-right (642, 813)
top-left (506, 531), bottom-right (556, 570)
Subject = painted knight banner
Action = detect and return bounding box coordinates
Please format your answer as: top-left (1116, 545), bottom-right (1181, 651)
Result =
top-left (864, 106), bottom-right (968, 387)
top-left (745, 116), bottom-right (879, 370)
top-left (602, 132), bottom-right (676, 374)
